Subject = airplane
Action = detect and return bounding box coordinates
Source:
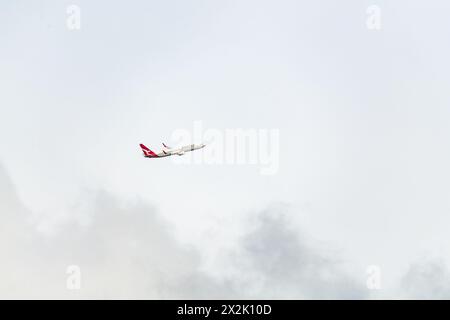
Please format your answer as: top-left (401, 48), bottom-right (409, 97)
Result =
top-left (140, 142), bottom-right (206, 158)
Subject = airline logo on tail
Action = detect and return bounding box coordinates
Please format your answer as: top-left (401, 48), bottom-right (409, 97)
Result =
top-left (140, 142), bottom-right (206, 158)
top-left (139, 144), bottom-right (158, 158)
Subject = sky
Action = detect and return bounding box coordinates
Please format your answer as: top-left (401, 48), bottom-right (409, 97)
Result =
top-left (1, 0), bottom-right (450, 299)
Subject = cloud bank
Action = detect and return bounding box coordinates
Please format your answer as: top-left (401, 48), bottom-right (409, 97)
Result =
top-left (0, 163), bottom-right (370, 299)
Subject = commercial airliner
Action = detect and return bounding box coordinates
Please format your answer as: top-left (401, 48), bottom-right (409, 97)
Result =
top-left (140, 143), bottom-right (206, 158)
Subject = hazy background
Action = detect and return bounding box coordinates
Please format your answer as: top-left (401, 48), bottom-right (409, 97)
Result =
top-left (1, 0), bottom-right (450, 298)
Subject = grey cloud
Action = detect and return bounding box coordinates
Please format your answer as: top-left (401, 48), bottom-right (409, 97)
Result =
top-left (0, 163), bottom-right (226, 299)
top-left (228, 206), bottom-right (368, 299)
top-left (0, 164), bottom-right (366, 299)
top-left (399, 259), bottom-right (450, 299)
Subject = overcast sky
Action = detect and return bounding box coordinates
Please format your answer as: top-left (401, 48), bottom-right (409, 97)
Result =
top-left (1, 0), bottom-right (450, 298)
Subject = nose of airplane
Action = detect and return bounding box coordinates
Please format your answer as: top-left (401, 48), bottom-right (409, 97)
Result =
top-left (201, 143), bottom-right (206, 148)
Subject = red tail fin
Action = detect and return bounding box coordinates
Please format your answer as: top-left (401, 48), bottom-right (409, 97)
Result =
top-left (140, 144), bottom-right (158, 157)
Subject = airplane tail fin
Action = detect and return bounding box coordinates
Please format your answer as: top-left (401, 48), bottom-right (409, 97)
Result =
top-left (140, 144), bottom-right (158, 157)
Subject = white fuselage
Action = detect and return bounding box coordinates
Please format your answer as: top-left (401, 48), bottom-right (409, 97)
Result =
top-left (159, 143), bottom-right (206, 157)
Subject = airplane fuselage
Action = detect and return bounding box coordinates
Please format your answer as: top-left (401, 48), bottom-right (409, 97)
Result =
top-left (140, 143), bottom-right (205, 158)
